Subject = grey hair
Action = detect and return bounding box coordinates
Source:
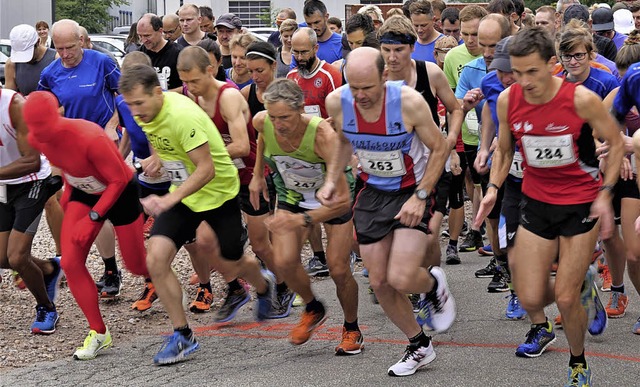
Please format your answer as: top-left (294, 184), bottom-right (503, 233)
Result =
top-left (294, 27), bottom-right (318, 46)
top-left (263, 79), bottom-right (305, 111)
top-left (51, 19), bottom-right (80, 39)
top-left (556, 0), bottom-right (580, 13)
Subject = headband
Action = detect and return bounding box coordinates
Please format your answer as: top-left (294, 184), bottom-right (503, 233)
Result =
top-left (379, 32), bottom-right (416, 45)
top-left (246, 51), bottom-right (276, 63)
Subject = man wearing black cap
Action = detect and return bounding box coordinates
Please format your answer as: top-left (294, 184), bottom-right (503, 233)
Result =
top-left (215, 13), bottom-right (242, 69)
top-left (592, 6), bottom-right (628, 49)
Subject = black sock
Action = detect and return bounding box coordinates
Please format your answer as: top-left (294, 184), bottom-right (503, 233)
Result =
top-left (174, 325), bottom-right (193, 340)
top-left (305, 298), bottom-right (325, 314)
top-left (344, 319), bottom-right (360, 332)
top-left (102, 256), bottom-right (118, 273)
top-left (144, 277), bottom-right (152, 283)
top-left (495, 254), bottom-right (508, 267)
top-left (533, 318), bottom-right (549, 330)
top-left (314, 251), bottom-right (326, 264)
top-left (408, 330), bottom-right (431, 348)
top-left (199, 282), bottom-right (212, 292)
top-left (228, 279), bottom-right (242, 292)
top-left (611, 284), bottom-right (625, 294)
top-left (569, 351), bottom-right (586, 366)
top-left (276, 282), bottom-right (288, 294)
top-left (448, 239), bottom-right (458, 248)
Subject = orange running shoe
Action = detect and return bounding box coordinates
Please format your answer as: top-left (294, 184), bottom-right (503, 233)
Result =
top-left (335, 328), bottom-right (364, 355)
top-left (290, 308), bottom-right (327, 345)
top-left (605, 292), bottom-right (628, 318)
top-left (13, 271), bottom-right (26, 290)
top-left (189, 287), bottom-right (213, 313)
top-left (554, 314), bottom-right (563, 329)
top-left (131, 282), bottom-right (158, 311)
top-left (600, 265), bottom-right (612, 292)
top-left (143, 216), bottom-right (155, 239)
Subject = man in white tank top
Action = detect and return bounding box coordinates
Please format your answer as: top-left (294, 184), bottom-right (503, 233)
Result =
top-left (0, 88), bottom-right (64, 335)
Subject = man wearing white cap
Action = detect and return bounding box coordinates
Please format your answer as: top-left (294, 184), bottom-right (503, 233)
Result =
top-left (614, 9), bottom-right (635, 36)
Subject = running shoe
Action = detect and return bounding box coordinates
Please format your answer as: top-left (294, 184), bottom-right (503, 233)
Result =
top-left (256, 270), bottom-right (275, 321)
top-left (335, 328), bottom-right (364, 356)
top-left (305, 255), bottom-right (329, 277)
top-left (441, 221), bottom-right (469, 238)
top-left (99, 270), bottom-right (122, 299)
top-left (488, 266), bottom-right (509, 293)
top-left (475, 257), bottom-right (498, 278)
top-left (408, 293), bottom-right (422, 313)
top-left (588, 291), bottom-right (607, 336)
top-left (478, 244), bottom-right (494, 256)
top-left (387, 343), bottom-right (436, 377)
top-left (214, 287), bottom-right (250, 323)
top-left (12, 271), bottom-right (26, 290)
top-left (362, 267), bottom-right (369, 278)
top-left (581, 266), bottom-right (607, 336)
top-left (554, 314), bottom-right (563, 330)
top-left (31, 305), bottom-right (59, 335)
top-left (445, 244), bottom-right (460, 265)
top-left (269, 287), bottom-right (295, 319)
top-left (131, 281), bottom-right (158, 311)
top-left (292, 293), bottom-right (304, 307)
top-left (290, 307), bottom-right (327, 345)
top-left (564, 363), bottom-right (591, 387)
top-left (189, 287), bottom-right (214, 313)
top-left (349, 251), bottom-right (359, 273)
top-left (416, 266), bottom-right (456, 333)
top-left (633, 317), bottom-right (640, 335)
top-left (599, 264), bottom-right (612, 292)
top-left (143, 216), bottom-right (155, 239)
top-left (44, 257), bottom-right (64, 303)
top-left (73, 329), bottom-right (112, 360)
top-left (505, 293), bottom-right (526, 320)
top-left (153, 332), bottom-right (199, 365)
top-left (605, 292), bottom-right (628, 318)
top-left (515, 322), bottom-right (556, 358)
top-left (368, 286), bottom-right (378, 304)
top-left (459, 230), bottom-right (483, 252)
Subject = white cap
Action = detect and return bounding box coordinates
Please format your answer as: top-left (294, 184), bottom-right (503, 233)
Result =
top-left (9, 24), bottom-right (39, 63)
top-left (614, 9), bottom-right (635, 35)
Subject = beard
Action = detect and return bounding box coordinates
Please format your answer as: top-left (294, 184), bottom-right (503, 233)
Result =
top-left (297, 55), bottom-right (317, 77)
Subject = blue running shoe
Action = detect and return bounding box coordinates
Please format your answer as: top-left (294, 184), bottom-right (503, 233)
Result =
top-left (580, 266), bottom-right (601, 331)
top-left (256, 270), bottom-right (275, 321)
top-left (505, 293), bottom-right (526, 320)
top-left (564, 363), bottom-right (591, 387)
top-left (153, 332), bottom-right (199, 365)
top-left (478, 244), bottom-right (494, 256)
top-left (44, 257), bottom-right (64, 303)
top-left (588, 292), bottom-right (607, 336)
top-left (31, 305), bottom-right (59, 335)
top-left (214, 287), bottom-right (250, 323)
top-left (515, 322), bottom-right (556, 358)
top-left (362, 267), bottom-right (369, 278)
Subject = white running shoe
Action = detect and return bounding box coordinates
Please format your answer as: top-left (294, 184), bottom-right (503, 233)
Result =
top-left (416, 266), bottom-right (456, 333)
top-left (388, 342), bottom-right (436, 376)
top-left (73, 329), bottom-right (113, 360)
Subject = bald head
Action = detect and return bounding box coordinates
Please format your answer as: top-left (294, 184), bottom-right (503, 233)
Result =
top-left (345, 47), bottom-right (385, 79)
top-left (163, 13), bottom-right (182, 41)
top-left (292, 27), bottom-right (318, 47)
top-left (51, 19), bottom-right (84, 68)
top-left (52, 19), bottom-right (81, 40)
top-left (163, 13), bottom-right (179, 25)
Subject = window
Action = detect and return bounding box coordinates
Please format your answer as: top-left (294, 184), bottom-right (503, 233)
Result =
top-left (360, 0), bottom-right (396, 3)
top-left (229, 1), bottom-right (271, 28)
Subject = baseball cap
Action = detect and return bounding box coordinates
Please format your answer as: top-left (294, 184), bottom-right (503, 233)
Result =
top-left (9, 24), bottom-right (39, 63)
top-left (614, 9), bottom-right (635, 34)
top-left (563, 4), bottom-right (589, 25)
top-left (488, 36), bottom-right (512, 73)
top-left (215, 13), bottom-right (242, 30)
top-left (592, 7), bottom-right (615, 32)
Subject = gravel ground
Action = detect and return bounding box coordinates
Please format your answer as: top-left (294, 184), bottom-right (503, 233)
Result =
top-left (0, 213), bottom-right (320, 370)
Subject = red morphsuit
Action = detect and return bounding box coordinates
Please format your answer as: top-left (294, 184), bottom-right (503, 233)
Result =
top-left (23, 91), bottom-right (148, 334)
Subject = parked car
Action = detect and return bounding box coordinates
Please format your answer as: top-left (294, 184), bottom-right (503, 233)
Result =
top-left (247, 27), bottom-right (277, 42)
top-left (112, 26), bottom-right (131, 35)
top-left (0, 51), bottom-right (7, 85)
top-left (89, 34), bottom-right (126, 66)
top-left (0, 39), bottom-right (11, 85)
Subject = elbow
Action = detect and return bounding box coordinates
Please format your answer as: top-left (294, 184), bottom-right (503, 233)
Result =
top-left (238, 144), bottom-right (250, 158)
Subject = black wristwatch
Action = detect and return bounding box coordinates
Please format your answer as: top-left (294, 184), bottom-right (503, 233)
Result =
top-left (133, 161), bottom-right (144, 174)
top-left (89, 210), bottom-right (102, 222)
top-left (415, 188), bottom-right (429, 200)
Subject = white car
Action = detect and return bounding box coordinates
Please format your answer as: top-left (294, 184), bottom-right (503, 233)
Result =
top-left (89, 35), bottom-right (126, 65)
top-left (247, 27), bottom-right (277, 42)
top-left (0, 39), bottom-right (11, 85)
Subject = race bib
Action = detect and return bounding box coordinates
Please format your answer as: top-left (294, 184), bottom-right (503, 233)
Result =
top-left (465, 109), bottom-right (479, 137)
top-left (521, 134), bottom-right (575, 168)
top-left (357, 149), bottom-right (407, 177)
top-left (138, 168), bottom-right (171, 185)
top-left (304, 105), bottom-right (321, 117)
top-left (163, 160), bottom-right (190, 185)
top-left (0, 184), bottom-right (6, 204)
top-left (233, 158), bottom-right (246, 169)
top-left (273, 155), bottom-right (325, 192)
top-left (509, 151), bottom-right (524, 178)
top-left (282, 172), bottom-right (324, 191)
top-left (64, 174), bottom-right (106, 194)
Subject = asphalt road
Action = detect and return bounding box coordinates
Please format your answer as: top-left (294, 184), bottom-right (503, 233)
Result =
top-left (2, 250), bottom-right (639, 387)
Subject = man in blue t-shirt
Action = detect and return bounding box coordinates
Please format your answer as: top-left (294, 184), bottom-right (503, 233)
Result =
top-left (302, 0), bottom-right (342, 64)
top-left (38, 18), bottom-right (123, 298)
top-left (409, 0), bottom-right (442, 63)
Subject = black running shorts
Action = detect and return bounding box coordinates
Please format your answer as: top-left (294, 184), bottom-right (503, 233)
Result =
top-left (519, 194), bottom-right (596, 240)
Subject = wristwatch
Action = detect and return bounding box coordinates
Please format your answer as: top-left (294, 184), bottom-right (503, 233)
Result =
top-left (89, 210), bottom-right (102, 222)
top-left (133, 161), bottom-right (144, 174)
top-left (415, 188), bottom-right (429, 200)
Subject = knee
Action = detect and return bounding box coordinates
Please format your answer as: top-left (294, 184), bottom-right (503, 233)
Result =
top-left (386, 271), bottom-right (412, 294)
top-left (517, 293), bottom-right (545, 313)
top-left (250, 240), bottom-right (270, 262)
top-left (6, 246), bottom-right (30, 270)
top-left (328, 262), bottom-right (351, 286)
top-left (555, 288), bottom-right (580, 312)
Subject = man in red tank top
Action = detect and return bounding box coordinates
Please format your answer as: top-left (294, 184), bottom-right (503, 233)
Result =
top-left (475, 27), bottom-right (623, 386)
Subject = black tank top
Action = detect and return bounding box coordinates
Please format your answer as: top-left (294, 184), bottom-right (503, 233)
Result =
top-left (413, 60), bottom-right (440, 127)
top-left (247, 84), bottom-right (265, 117)
top-left (15, 48), bottom-right (56, 95)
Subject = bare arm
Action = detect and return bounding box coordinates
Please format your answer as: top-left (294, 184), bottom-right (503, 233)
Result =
top-left (324, 88), bottom-right (355, 184)
top-left (429, 63), bottom-right (463, 150)
top-left (3, 60), bottom-right (17, 91)
top-left (220, 89), bottom-right (251, 158)
top-left (118, 129), bottom-right (131, 159)
top-left (249, 112), bottom-right (269, 210)
top-left (0, 95), bottom-right (41, 180)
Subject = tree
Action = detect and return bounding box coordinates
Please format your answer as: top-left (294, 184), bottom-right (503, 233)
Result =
top-left (56, 0), bottom-right (129, 33)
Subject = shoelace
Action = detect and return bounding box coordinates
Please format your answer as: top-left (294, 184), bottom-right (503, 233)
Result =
top-left (568, 364), bottom-right (587, 385)
top-left (195, 288), bottom-right (208, 302)
top-left (104, 272), bottom-right (119, 287)
top-left (35, 306), bottom-right (48, 322)
top-left (523, 325), bottom-right (544, 344)
top-left (610, 292), bottom-right (621, 308)
top-left (401, 345), bottom-right (424, 362)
